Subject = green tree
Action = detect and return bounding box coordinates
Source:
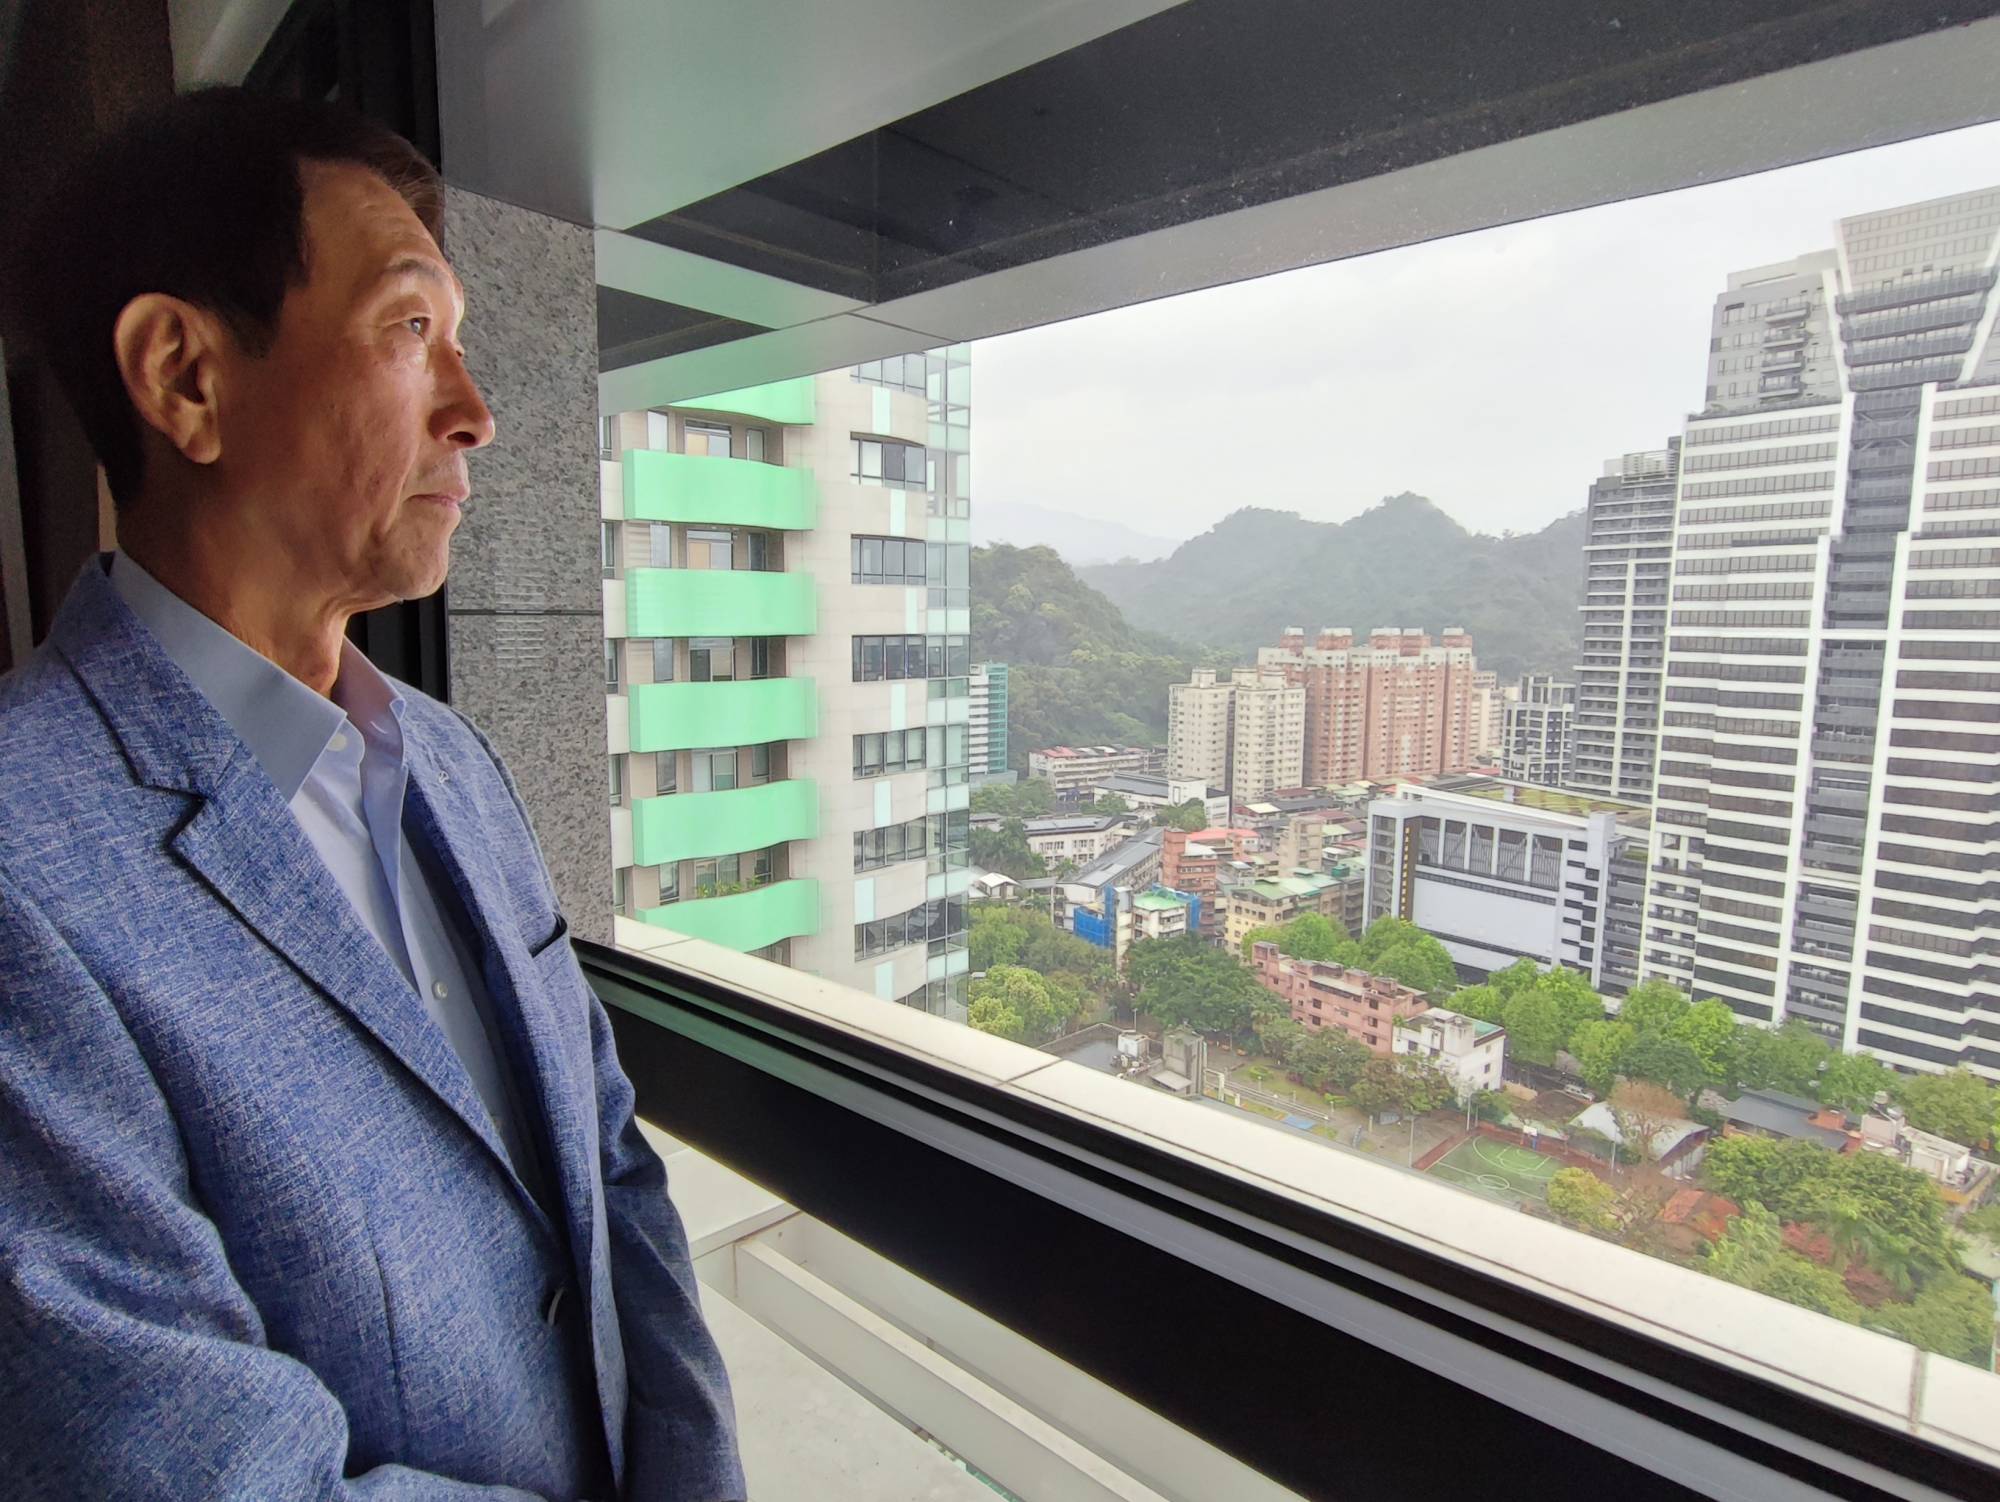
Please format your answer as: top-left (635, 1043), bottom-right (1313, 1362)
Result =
top-left (969, 817), bottom-right (1047, 881)
top-left (1867, 1275), bottom-right (1997, 1366)
top-left (968, 966), bottom-right (1076, 1045)
top-left (1609, 1079), bottom-right (1687, 1161)
top-left (1291, 1028), bottom-right (1372, 1094)
top-left (970, 778), bottom-right (1058, 818)
top-left (1090, 793), bottom-right (1132, 816)
top-left (1535, 965), bottom-right (1605, 1050)
top-left (1960, 1201), bottom-right (2000, 1242)
top-left (1670, 998), bottom-right (1741, 1090)
top-left (1621, 1032), bottom-right (1708, 1097)
top-left (1239, 912), bottom-right (1351, 963)
top-left (1568, 1018), bottom-right (1635, 1096)
top-left (1701, 1136), bottom-right (1956, 1277)
top-left (1489, 957), bottom-right (1543, 999)
top-left (1445, 984), bottom-right (1504, 1024)
top-left (1896, 1068), bottom-right (1997, 1148)
top-left (1618, 978), bottom-right (1690, 1036)
top-left (1129, 935), bottom-right (1264, 1036)
top-left (969, 908), bottom-right (1028, 972)
top-left (1547, 1167), bottom-right (1617, 1232)
top-left (1703, 1203), bottom-right (1863, 1324)
top-left (1159, 798), bottom-right (1209, 831)
top-left (967, 996), bottom-right (1026, 1042)
top-left (1500, 989), bottom-right (1561, 1068)
top-left (1735, 1021), bottom-right (1831, 1098)
top-left (1816, 1049), bottom-right (1894, 1118)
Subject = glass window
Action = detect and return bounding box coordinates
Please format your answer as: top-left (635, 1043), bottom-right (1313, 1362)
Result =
top-left (600, 521), bottom-right (618, 576)
top-left (750, 744), bottom-right (770, 782)
top-left (692, 750), bottom-right (737, 794)
top-left (747, 532), bottom-right (771, 571)
top-left (655, 751), bottom-right (677, 795)
top-left (599, 415), bottom-right (618, 457)
top-left (645, 410), bottom-right (670, 449)
top-left (684, 420), bottom-right (730, 457)
top-left (745, 427), bottom-right (766, 462)
top-left (651, 639), bottom-right (675, 682)
top-left (750, 638), bottom-right (771, 679)
top-left (604, 640), bottom-right (619, 691)
top-left (690, 638), bottom-right (734, 682)
top-left (608, 754), bottom-right (624, 806)
top-left (611, 864), bottom-right (627, 914)
top-left (688, 529), bottom-right (733, 570)
top-left (648, 522), bottom-right (672, 568)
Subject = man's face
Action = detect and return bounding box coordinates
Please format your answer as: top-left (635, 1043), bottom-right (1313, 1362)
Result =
top-left (212, 161), bottom-right (494, 608)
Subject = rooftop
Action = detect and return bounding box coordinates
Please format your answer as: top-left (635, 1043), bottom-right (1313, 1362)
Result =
top-left (1069, 827), bottom-right (1166, 889)
top-left (1227, 871), bottom-right (1338, 901)
top-left (1389, 775), bottom-right (1653, 829)
top-left (1022, 814), bottom-right (1126, 836)
top-left (1716, 1089), bottom-right (1850, 1149)
top-left (1133, 890), bottom-right (1191, 913)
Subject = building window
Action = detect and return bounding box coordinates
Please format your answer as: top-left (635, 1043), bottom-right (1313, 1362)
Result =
top-left (851, 634), bottom-right (970, 682)
top-left (611, 865), bottom-right (628, 915)
top-left (687, 528), bottom-right (733, 570)
top-left (655, 750), bottom-right (678, 796)
top-left (851, 436), bottom-right (929, 489)
top-left (648, 522), bottom-right (673, 568)
top-left (745, 426), bottom-right (767, 462)
top-left (750, 744), bottom-right (771, 783)
top-left (747, 532), bottom-right (772, 571)
top-left (604, 640), bottom-right (620, 692)
top-left (694, 748), bottom-right (738, 793)
top-left (750, 638), bottom-right (772, 678)
top-left (652, 639), bottom-right (676, 683)
top-left (599, 415), bottom-right (617, 457)
top-left (685, 420), bottom-right (730, 458)
top-left (853, 729), bottom-right (928, 778)
top-left (690, 638), bottom-right (734, 682)
top-left (609, 753), bottom-right (625, 806)
top-left (644, 410), bottom-right (670, 449)
top-left (601, 521), bottom-right (619, 578)
top-left (851, 535), bottom-right (929, 586)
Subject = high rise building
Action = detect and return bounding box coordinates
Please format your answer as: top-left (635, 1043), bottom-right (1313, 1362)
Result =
top-left (602, 349), bottom-right (976, 1019)
top-left (1166, 667), bottom-right (1304, 804)
top-left (1639, 186), bottom-right (2000, 1080)
top-left (1257, 626), bottom-right (1479, 784)
top-left (1500, 673), bottom-right (1577, 786)
top-left (1468, 669), bottom-right (1504, 763)
top-left (968, 662), bottom-right (1008, 777)
top-left (1572, 444), bottom-right (1679, 801)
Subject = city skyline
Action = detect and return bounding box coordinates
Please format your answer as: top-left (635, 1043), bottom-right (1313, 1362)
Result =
top-left (975, 120), bottom-right (2000, 545)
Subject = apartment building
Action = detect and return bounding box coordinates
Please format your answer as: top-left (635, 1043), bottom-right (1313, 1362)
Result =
top-left (1029, 744), bottom-right (1164, 796)
top-left (1572, 445), bottom-right (1679, 801)
top-left (1166, 667), bottom-right (1306, 803)
top-left (1501, 674), bottom-right (1577, 787)
top-left (1639, 187), bottom-right (2000, 1080)
top-left (968, 662), bottom-right (1009, 777)
top-left (602, 351), bottom-right (975, 1017)
top-left (1087, 773), bottom-right (1230, 826)
top-left (1257, 626), bottom-right (1479, 784)
top-left (1160, 826), bottom-right (1256, 941)
top-left (1220, 870), bottom-right (1348, 954)
top-left (1469, 669), bottom-right (1505, 763)
top-left (1248, 945), bottom-right (1431, 1052)
top-left (1015, 814), bottom-right (1134, 865)
top-left (1367, 777), bottom-right (1649, 991)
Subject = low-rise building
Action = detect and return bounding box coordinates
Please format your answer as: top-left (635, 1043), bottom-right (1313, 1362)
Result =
top-left (1393, 1007), bottom-right (1507, 1101)
top-left (1018, 814), bottom-right (1133, 865)
top-left (1161, 827), bottom-right (1255, 941)
top-left (1028, 745), bottom-right (1164, 796)
top-left (1072, 883), bottom-right (1198, 971)
top-left (1712, 1089), bottom-right (1850, 1149)
top-left (1366, 774), bottom-right (1649, 990)
top-left (1569, 1101), bottom-right (1710, 1178)
top-left (1249, 944), bottom-right (1430, 1053)
top-left (969, 871), bottom-right (1019, 902)
top-left (1221, 870), bottom-right (1346, 954)
top-left (1858, 1106), bottom-right (1977, 1188)
top-left (1087, 772), bottom-right (1230, 826)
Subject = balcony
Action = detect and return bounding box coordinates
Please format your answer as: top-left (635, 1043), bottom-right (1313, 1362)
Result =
top-left (623, 450), bottom-right (819, 530)
top-left (625, 566), bottom-right (818, 639)
top-left (676, 376), bottom-right (818, 426)
top-left (628, 677), bottom-right (819, 753)
top-left (632, 779), bottom-right (820, 867)
top-left (639, 877), bottom-right (821, 950)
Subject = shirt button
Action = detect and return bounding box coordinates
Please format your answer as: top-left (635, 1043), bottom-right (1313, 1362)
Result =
top-left (432, 980), bottom-right (448, 1000)
top-left (329, 732), bottom-right (349, 752)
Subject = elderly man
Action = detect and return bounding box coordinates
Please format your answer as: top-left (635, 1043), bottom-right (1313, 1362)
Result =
top-left (0, 90), bottom-right (742, 1500)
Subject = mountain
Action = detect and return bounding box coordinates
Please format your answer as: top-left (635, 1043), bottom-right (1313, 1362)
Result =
top-left (971, 544), bottom-right (1230, 767)
top-left (973, 500), bottom-right (1183, 566)
top-left (1078, 495), bottom-right (1585, 681)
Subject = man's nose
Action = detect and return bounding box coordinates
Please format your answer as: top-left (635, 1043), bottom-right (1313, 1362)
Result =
top-left (435, 348), bottom-right (496, 450)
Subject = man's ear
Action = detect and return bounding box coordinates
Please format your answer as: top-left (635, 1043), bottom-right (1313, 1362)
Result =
top-left (110, 294), bottom-right (227, 467)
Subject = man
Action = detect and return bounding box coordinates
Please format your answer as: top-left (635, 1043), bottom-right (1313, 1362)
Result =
top-left (0, 90), bottom-right (743, 1500)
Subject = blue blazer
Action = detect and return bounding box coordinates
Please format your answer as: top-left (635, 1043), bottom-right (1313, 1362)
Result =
top-left (0, 560), bottom-right (742, 1501)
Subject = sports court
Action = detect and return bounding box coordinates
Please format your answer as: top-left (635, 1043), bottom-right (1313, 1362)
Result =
top-left (1425, 1136), bottom-right (1563, 1207)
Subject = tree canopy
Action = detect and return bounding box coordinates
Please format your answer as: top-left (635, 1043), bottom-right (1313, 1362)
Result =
top-left (969, 778), bottom-right (1057, 818)
top-left (1158, 798), bottom-right (1210, 831)
top-left (1129, 934), bottom-right (1267, 1036)
top-left (1239, 912), bottom-right (1350, 963)
top-left (1895, 1068), bottom-right (1997, 1149)
top-left (966, 965), bottom-right (1082, 1046)
top-left (969, 817), bottom-right (1047, 881)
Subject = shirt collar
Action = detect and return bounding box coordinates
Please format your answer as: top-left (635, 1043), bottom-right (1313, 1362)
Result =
top-left (109, 550), bottom-right (404, 800)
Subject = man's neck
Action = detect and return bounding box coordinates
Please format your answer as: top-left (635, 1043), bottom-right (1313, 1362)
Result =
top-left (118, 526), bottom-right (350, 698)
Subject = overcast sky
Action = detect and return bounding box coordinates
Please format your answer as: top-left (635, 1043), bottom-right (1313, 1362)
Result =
top-left (974, 120), bottom-right (2000, 545)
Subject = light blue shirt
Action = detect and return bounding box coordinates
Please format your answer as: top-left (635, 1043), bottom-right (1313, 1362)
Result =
top-left (109, 551), bottom-right (546, 1204)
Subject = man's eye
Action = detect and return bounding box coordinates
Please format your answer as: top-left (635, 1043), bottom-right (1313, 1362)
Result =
top-left (405, 316), bottom-right (430, 337)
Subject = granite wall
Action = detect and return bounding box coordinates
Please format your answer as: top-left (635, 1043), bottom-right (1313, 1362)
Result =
top-left (443, 186), bottom-right (611, 943)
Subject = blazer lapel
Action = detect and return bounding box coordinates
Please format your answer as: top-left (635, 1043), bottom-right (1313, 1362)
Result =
top-left (50, 558), bottom-right (552, 1231)
top-left (404, 749), bottom-right (597, 1268)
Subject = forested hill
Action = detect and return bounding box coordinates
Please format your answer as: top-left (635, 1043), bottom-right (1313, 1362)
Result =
top-left (1079, 495), bottom-right (1585, 680)
top-left (970, 543), bottom-right (1231, 767)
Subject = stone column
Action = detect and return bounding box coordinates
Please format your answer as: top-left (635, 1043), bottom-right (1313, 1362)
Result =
top-left (443, 186), bottom-right (611, 942)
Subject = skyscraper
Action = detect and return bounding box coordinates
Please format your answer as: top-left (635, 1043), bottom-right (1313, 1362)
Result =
top-left (603, 348), bottom-right (976, 1018)
top-left (1257, 626), bottom-right (1479, 784)
top-left (1500, 673), bottom-right (1577, 787)
top-left (1572, 444), bottom-right (1678, 801)
top-left (968, 662), bottom-right (1008, 778)
top-left (1639, 187), bottom-right (2000, 1080)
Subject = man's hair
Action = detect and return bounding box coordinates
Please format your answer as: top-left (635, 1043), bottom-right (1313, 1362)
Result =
top-left (18, 87), bottom-right (443, 510)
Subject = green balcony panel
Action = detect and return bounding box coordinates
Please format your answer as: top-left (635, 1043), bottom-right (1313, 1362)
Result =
top-left (632, 779), bottom-right (819, 868)
top-left (640, 878), bottom-right (821, 952)
top-left (628, 678), bottom-right (818, 754)
top-left (675, 377), bottom-right (816, 427)
top-left (626, 567), bottom-right (816, 639)
top-left (623, 450), bottom-right (817, 531)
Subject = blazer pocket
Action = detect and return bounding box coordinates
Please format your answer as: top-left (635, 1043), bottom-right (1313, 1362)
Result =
top-left (527, 913), bottom-right (570, 960)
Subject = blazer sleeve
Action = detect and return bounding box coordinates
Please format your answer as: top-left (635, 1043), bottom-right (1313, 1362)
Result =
top-left (445, 709), bottom-right (745, 1501)
top-left (0, 872), bottom-right (550, 1502)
